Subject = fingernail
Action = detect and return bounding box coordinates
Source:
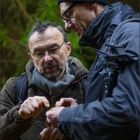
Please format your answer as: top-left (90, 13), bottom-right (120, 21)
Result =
top-left (55, 102), bottom-right (59, 107)
top-left (45, 103), bottom-right (50, 107)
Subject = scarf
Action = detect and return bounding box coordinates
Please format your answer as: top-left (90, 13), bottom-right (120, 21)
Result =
top-left (31, 63), bottom-right (75, 92)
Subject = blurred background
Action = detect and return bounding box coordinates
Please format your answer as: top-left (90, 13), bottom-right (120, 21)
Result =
top-left (0, 0), bottom-right (139, 89)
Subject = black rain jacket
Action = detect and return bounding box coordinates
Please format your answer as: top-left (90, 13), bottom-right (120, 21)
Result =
top-left (57, 2), bottom-right (140, 140)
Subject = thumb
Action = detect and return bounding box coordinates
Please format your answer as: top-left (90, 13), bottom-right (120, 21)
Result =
top-left (55, 101), bottom-right (60, 107)
top-left (42, 97), bottom-right (50, 108)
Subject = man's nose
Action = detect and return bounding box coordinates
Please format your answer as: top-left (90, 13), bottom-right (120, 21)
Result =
top-left (65, 22), bottom-right (72, 31)
top-left (44, 52), bottom-right (53, 61)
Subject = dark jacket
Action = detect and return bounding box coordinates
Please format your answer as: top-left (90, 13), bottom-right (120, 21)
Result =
top-left (57, 2), bottom-right (140, 140)
top-left (0, 56), bottom-right (88, 140)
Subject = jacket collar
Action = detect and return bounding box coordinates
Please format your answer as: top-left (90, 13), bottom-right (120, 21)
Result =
top-left (79, 2), bottom-right (136, 49)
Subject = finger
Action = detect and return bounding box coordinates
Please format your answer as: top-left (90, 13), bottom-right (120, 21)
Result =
top-left (27, 98), bottom-right (43, 118)
top-left (37, 97), bottom-right (50, 107)
top-left (32, 103), bottom-right (45, 118)
top-left (49, 128), bottom-right (61, 140)
top-left (56, 98), bottom-right (67, 106)
top-left (23, 97), bottom-right (40, 111)
top-left (40, 128), bottom-right (50, 140)
top-left (55, 101), bottom-right (60, 107)
top-left (25, 99), bottom-right (37, 112)
top-left (31, 98), bottom-right (40, 109)
top-left (23, 97), bottom-right (43, 118)
top-left (54, 129), bottom-right (64, 140)
top-left (57, 98), bottom-right (75, 107)
top-left (19, 104), bottom-right (31, 119)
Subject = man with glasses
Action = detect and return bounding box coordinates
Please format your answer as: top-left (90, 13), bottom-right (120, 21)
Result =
top-left (44, 0), bottom-right (140, 140)
top-left (0, 21), bottom-right (88, 140)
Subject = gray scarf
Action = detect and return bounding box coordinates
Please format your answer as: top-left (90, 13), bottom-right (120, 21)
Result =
top-left (31, 63), bottom-right (75, 92)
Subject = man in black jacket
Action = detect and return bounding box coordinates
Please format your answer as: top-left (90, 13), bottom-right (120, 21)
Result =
top-left (44, 1), bottom-right (140, 140)
top-left (0, 21), bottom-right (88, 140)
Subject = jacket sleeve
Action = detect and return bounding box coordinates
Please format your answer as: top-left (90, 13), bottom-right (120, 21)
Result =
top-left (56, 21), bottom-right (140, 139)
top-left (0, 77), bottom-right (32, 140)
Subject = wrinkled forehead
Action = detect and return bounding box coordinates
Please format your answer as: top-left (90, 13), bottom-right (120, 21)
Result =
top-left (29, 27), bottom-right (64, 45)
top-left (60, 2), bottom-right (73, 15)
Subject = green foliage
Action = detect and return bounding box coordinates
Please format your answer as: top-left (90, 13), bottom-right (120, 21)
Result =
top-left (0, 25), bottom-right (7, 45)
top-left (0, 0), bottom-right (139, 88)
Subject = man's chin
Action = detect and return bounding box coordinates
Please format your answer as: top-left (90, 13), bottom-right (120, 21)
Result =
top-left (43, 70), bottom-right (59, 80)
top-left (45, 66), bottom-right (57, 73)
top-left (43, 73), bottom-right (57, 80)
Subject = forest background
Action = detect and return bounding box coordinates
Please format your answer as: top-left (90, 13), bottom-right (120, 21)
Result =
top-left (0, 0), bottom-right (139, 88)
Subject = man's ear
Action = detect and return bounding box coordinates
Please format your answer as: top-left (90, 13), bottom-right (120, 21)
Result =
top-left (89, 3), bottom-right (105, 16)
top-left (28, 52), bottom-right (32, 59)
top-left (27, 45), bottom-right (32, 58)
top-left (65, 42), bottom-right (72, 56)
top-left (88, 3), bottom-right (97, 10)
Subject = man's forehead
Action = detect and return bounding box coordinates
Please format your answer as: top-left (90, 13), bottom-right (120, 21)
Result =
top-left (45, 27), bottom-right (64, 43)
top-left (29, 27), bottom-right (63, 44)
top-left (60, 2), bottom-right (73, 15)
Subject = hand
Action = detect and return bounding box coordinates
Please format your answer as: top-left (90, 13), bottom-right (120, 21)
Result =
top-left (46, 107), bottom-right (64, 125)
top-left (18, 96), bottom-right (50, 120)
top-left (40, 127), bottom-right (64, 140)
top-left (55, 97), bottom-right (78, 107)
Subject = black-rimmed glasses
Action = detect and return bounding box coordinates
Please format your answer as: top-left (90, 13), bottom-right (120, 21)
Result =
top-left (62, 3), bottom-right (76, 24)
top-left (31, 41), bottom-right (65, 61)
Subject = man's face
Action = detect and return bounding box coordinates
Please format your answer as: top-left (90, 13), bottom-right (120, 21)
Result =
top-left (60, 2), bottom-right (96, 37)
top-left (28, 27), bottom-right (71, 80)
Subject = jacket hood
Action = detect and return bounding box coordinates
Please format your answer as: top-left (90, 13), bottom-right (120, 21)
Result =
top-left (79, 2), bottom-right (136, 48)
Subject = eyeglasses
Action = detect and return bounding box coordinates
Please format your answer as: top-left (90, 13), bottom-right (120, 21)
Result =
top-left (62, 3), bottom-right (76, 24)
top-left (31, 41), bottom-right (65, 61)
